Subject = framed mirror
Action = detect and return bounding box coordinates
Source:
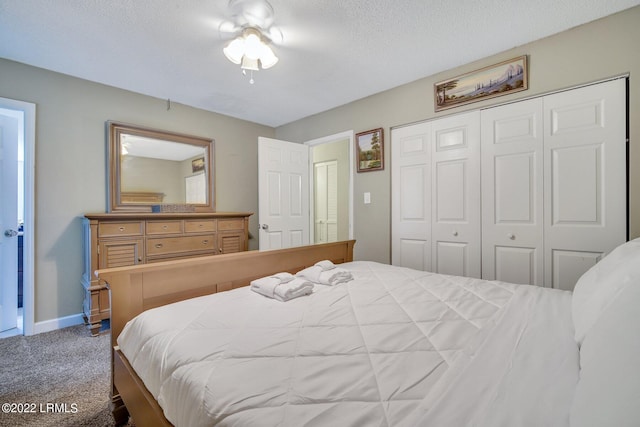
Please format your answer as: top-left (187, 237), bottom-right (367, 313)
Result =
top-left (107, 121), bottom-right (215, 212)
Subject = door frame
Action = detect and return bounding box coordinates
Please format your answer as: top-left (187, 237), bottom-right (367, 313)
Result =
top-left (305, 130), bottom-right (354, 243)
top-left (0, 97), bottom-right (35, 336)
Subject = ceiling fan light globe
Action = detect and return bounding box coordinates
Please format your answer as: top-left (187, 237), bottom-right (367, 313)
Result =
top-left (259, 44), bottom-right (278, 69)
top-left (243, 32), bottom-right (263, 60)
top-left (223, 37), bottom-right (245, 64)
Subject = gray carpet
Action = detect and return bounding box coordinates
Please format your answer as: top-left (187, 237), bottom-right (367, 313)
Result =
top-left (0, 324), bottom-right (131, 427)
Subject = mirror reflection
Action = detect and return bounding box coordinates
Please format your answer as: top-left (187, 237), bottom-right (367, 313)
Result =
top-left (108, 122), bottom-right (215, 212)
top-left (120, 135), bottom-right (207, 204)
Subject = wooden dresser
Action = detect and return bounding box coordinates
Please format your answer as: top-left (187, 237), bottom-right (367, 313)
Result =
top-left (81, 212), bottom-right (252, 335)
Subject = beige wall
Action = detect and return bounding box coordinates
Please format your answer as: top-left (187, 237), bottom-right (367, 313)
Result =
top-left (0, 58), bottom-right (273, 324)
top-left (276, 6), bottom-right (640, 263)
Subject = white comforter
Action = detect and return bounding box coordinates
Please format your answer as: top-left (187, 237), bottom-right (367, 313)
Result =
top-left (117, 261), bottom-right (578, 426)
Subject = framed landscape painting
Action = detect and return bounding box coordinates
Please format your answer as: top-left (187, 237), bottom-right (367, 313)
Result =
top-left (434, 56), bottom-right (528, 112)
top-left (356, 128), bottom-right (384, 172)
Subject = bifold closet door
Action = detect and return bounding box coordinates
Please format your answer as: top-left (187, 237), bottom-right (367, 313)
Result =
top-left (431, 111), bottom-right (481, 278)
top-left (482, 79), bottom-right (627, 289)
top-left (481, 98), bottom-right (545, 286)
top-left (391, 122), bottom-right (431, 270)
top-left (543, 79), bottom-right (626, 290)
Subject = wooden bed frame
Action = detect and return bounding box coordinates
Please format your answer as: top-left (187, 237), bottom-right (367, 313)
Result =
top-left (97, 240), bottom-right (355, 427)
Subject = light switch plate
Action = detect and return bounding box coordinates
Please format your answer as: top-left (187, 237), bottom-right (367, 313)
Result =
top-left (364, 192), bottom-right (371, 204)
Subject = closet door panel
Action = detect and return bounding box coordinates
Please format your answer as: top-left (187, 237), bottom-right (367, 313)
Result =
top-left (494, 153), bottom-right (534, 222)
top-left (400, 239), bottom-right (430, 271)
top-left (552, 249), bottom-right (603, 291)
top-left (431, 111), bottom-right (481, 278)
top-left (495, 246), bottom-right (538, 285)
top-left (392, 122), bottom-right (431, 270)
top-left (551, 144), bottom-right (601, 223)
top-left (435, 241), bottom-right (469, 276)
top-left (544, 79), bottom-right (626, 290)
top-left (481, 98), bottom-right (544, 285)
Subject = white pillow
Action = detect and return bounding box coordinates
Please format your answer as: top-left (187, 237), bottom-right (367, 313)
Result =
top-left (569, 280), bottom-right (640, 427)
top-left (572, 238), bottom-right (640, 345)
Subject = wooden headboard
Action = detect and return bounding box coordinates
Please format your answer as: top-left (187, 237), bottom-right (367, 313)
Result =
top-left (98, 240), bottom-right (355, 347)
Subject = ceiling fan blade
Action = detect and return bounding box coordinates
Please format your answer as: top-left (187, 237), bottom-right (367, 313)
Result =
top-left (228, 0), bottom-right (275, 30)
top-left (218, 20), bottom-right (241, 38)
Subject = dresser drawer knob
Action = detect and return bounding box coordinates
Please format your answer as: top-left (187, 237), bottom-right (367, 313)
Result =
top-left (202, 240), bottom-right (209, 245)
top-left (155, 243), bottom-right (163, 248)
top-left (119, 227), bottom-right (125, 232)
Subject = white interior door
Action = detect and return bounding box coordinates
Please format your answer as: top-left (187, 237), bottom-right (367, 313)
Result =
top-left (314, 160), bottom-right (338, 244)
top-left (431, 111), bottom-right (481, 278)
top-left (0, 113), bottom-right (19, 332)
top-left (258, 137), bottom-right (309, 250)
top-left (391, 122), bottom-right (431, 270)
top-left (481, 97), bottom-right (544, 286)
top-left (543, 79), bottom-right (627, 290)
top-left (185, 173), bottom-right (206, 204)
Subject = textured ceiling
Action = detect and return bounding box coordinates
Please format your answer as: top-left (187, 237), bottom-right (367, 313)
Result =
top-left (1, 0), bottom-right (638, 127)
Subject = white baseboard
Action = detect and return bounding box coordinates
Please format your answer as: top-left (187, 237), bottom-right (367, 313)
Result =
top-left (33, 313), bottom-right (85, 335)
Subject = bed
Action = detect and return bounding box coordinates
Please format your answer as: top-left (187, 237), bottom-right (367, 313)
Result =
top-left (98, 239), bottom-right (640, 427)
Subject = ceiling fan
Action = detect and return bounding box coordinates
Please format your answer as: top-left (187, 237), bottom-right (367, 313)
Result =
top-left (218, 0), bottom-right (283, 83)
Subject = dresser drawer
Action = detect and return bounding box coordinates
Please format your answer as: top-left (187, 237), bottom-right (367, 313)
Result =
top-left (218, 218), bottom-right (245, 231)
top-left (147, 234), bottom-right (215, 257)
top-left (99, 221), bottom-right (144, 237)
top-left (185, 219), bottom-right (217, 233)
top-left (146, 220), bottom-right (183, 235)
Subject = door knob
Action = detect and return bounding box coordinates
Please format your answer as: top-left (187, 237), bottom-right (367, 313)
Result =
top-left (4, 229), bottom-right (18, 238)
top-left (260, 224), bottom-right (269, 230)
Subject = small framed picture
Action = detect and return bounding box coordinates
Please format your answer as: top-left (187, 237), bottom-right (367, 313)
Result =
top-left (191, 157), bottom-right (205, 173)
top-left (356, 128), bottom-right (384, 173)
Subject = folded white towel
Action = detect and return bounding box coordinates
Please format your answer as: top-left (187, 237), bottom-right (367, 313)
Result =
top-left (297, 265), bottom-right (353, 286)
top-left (315, 260), bottom-right (336, 271)
top-left (320, 268), bottom-right (353, 286)
top-left (273, 277), bottom-right (314, 302)
top-left (250, 274), bottom-right (313, 301)
top-left (271, 272), bottom-right (295, 283)
top-left (250, 276), bottom-right (281, 298)
top-left (296, 265), bottom-right (323, 283)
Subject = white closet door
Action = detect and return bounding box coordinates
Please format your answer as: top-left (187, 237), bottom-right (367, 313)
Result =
top-left (481, 98), bottom-right (544, 286)
top-left (431, 111), bottom-right (481, 278)
top-left (543, 79), bottom-right (626, 291)
top-left (391, 122), bottom-right (431, 270)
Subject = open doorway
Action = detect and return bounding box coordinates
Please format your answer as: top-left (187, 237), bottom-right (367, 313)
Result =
top-left (306, 131), bottom-right (354, 244)
top-left (0, 98), bottom-right (35, 338)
